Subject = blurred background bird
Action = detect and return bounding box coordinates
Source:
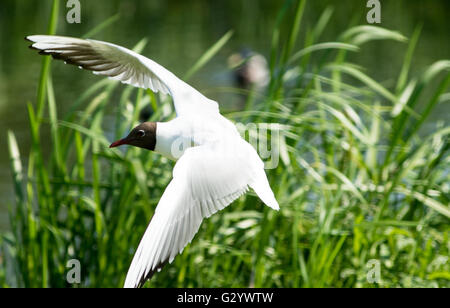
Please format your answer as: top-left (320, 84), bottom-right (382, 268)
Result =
top-left (228, 48), bottom-right (269, 91)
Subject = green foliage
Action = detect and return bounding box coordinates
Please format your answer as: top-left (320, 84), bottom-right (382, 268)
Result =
top-left (1, 0), bottom-right (449, 288)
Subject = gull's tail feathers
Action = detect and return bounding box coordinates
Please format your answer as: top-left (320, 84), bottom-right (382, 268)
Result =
top-left (250, 168), bottom-right (280, 211)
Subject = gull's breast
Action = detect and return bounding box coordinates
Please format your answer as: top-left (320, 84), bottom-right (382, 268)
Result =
top-left (155, 115), bottom-right (238, 160)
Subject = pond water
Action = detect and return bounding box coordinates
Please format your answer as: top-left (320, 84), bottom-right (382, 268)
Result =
top-left (0, 0), bottom-right (449, 230)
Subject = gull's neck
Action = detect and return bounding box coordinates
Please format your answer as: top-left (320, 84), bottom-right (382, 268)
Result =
top-left (155, 120), bottom-right (191, 160)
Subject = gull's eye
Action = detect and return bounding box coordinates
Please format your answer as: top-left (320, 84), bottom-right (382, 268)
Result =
top-left (137, 130), bottom-right (145, 137)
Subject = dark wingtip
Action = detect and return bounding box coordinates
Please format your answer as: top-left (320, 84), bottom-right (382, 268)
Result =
top-left (25, 36), bottom-right (34, 49)
top-left (38, 50), bottom-right (54, 56)
top-left (136, 260), bottom-right (169, 288)
top-left (26, 36), bottom-right (38, 50)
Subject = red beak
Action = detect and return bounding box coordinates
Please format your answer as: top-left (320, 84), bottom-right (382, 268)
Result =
top-left (109, 138), bottom-right (129, 148)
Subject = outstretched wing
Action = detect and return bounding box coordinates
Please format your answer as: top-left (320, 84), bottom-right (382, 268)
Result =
top-left (26, 35), bottom-right (219, 116)
top-left (124, 142), bottom-right (279, 288)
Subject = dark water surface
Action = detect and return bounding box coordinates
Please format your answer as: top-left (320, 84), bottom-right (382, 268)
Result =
top-left (0, 0), bottom-right (449, 229)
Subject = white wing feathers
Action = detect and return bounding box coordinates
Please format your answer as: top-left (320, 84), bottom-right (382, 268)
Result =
top-left (26, 35), bottom-right (219, 116)
top-left (124, 143), bottom-right (278, 288)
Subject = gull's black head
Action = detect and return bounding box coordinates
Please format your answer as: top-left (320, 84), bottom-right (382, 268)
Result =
top-left (110, 122), bottom-right (157, 151)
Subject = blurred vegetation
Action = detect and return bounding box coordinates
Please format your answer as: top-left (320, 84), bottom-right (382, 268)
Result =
top-left (0, 0), bottom-right (449, 288)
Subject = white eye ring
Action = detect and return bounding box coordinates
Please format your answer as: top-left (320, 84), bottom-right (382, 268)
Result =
top-left (138, 130), bottom-right (145, 137)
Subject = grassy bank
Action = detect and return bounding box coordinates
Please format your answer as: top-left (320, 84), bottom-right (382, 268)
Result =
top-left (1, 0), bottom-right (449, 287)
